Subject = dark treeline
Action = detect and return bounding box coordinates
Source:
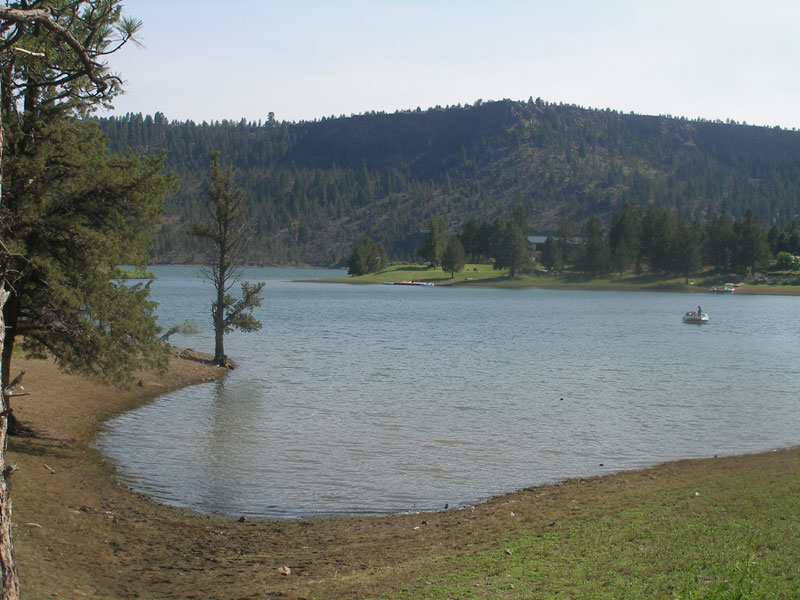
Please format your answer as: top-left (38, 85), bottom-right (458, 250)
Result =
top-left (416, 206), bottom-right (799, 282)
top-left (96, 99), bottom-right (800, 266)
top-left (434, 206), bottom-right (531, 277)
top-left (540, 206), bottom-right (800, 282)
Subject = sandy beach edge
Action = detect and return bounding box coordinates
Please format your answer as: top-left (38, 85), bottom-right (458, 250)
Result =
top-left (7, 351), bottom-right (800, 599)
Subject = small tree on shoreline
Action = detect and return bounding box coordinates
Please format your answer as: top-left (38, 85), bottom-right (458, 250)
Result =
top-left (347, 237), bottom-right (388, 276)
top-left (441, 235), bottom-right (466, 278)
top-left (188, 152), bottom-right (265, 367)
top-left (417, 216), bottom-right (447, 267)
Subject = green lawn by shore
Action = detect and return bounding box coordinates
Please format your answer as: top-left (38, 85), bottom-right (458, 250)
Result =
top-left (391, 449), bottom-right (800, 600)
top-left (312, 262), bottom-right (800, 598)
top-left (117, 267), bottom-right (157, 279)
top-left (320, 263), bottom-right (800, 295)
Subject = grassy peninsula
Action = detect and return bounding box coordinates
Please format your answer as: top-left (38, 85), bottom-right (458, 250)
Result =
top-left (117, 267), bottom-right (158, 280)
top-left (10, 353), bottom-right (800, 599)
top-left (322, 262), bottom-right (800, 295)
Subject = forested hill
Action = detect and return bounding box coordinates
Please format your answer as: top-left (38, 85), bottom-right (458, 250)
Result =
top-left (96, 99), bottom-right (800, 266)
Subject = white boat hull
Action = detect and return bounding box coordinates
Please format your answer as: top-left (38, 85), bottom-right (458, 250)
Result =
top-left (683, 311), bottom-right (709, 324)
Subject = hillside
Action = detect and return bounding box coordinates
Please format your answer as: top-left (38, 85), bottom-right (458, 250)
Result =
top-left (96, 100), bottom-right (800, 266)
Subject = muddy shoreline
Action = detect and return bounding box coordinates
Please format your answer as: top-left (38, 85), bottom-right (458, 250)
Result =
top-left (10, 351), bottom-right (799, 599)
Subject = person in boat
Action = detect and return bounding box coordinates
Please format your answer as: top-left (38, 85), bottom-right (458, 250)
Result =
top-left (697, 305), bottom-right (702, 316)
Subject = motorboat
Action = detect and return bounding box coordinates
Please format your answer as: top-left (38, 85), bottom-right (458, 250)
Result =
top-left (683, 309), bottom-right (709, 324)
top-left (709, 284), bottom-right (735, 294)
top-left (383, 280), bottom-right (435, 287)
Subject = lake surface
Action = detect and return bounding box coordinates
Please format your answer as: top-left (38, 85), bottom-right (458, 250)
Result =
top-left (95, 267), bottom-right (800, 518)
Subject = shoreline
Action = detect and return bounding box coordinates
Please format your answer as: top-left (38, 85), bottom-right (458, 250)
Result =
top-left (316, 272), bottom-right (800, 296)
top-left (136, 262), bottom-right (800, 295)
top-left (10, 352), bottom-right (800, 598)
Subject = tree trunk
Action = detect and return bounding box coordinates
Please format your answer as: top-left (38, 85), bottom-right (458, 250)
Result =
top-left (0, 49), bottom-right (19, 600)
top-left (0, 74), bottom-right (3, 209)
top-left (213, 283), bottom-right (225, 365)
top-left (0, 284), bottom-right (20, 599)
top-left (214, 322), bottom-right (225, 365)
top-left (0, 297), bottom-right (22, 437)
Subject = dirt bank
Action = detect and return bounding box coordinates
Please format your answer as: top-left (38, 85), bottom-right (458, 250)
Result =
top-left (9, 352), bottom-right (800, 599)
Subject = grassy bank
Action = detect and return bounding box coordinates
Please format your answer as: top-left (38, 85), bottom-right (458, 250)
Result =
top-left (117, 267), bottom-right (157, 279)
top-left (393, 450), bottom-right (800, 599)
top-left (9, 354), bottom-right (800, 599)
top-left (322, 263), bottom-right (800, 295)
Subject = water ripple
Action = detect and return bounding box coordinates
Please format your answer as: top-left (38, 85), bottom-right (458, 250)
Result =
top-left (95, 268), bottom-right (800, 518)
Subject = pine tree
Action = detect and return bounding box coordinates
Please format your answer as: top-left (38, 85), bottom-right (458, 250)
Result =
top-left (2, 121), bottom-right (171, 392)
top-left (347, 237), bottom-right (388, 276)
top-left (608, 202), bottom-right (640, 276)
top-left (493, 207), bottom-right (530, 278)
top-left (0, 3), bottom-right (149, 596)
top-left (188, 152), bottom-right (265, 366)
top-left (670, 221), bottom-right (703, 283)
top-left (441, 236), bottom-right (466, 278)
top-left (540, 236), bottom-right (559, 270)
top-left (416, 216), bottom-right (447, 267)
top-left (578, 216), bottom-right (610, 276)
top-left (732, 209), bottom-right (769, 273)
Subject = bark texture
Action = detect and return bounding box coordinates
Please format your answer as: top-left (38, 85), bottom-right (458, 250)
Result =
top-left (0, 285), bottom-right (19, 599)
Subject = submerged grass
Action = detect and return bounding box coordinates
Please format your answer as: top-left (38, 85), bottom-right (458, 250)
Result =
top-left (390, 451), bottom-right (800, 599)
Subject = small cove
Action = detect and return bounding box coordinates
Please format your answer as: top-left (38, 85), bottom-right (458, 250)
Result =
top-left (95, 267), bottom-right (800, 518)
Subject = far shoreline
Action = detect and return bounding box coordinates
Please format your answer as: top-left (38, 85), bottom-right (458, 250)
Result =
top-left (315, 274), bottom-right (800, 296)
top-left (137, 263), bottom-right (800, 295)
top-left (300, 261), bottom-right (800, 295)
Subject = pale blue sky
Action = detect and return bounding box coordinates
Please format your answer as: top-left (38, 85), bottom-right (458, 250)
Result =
top-left (103, 1), bottom-right (800, 129)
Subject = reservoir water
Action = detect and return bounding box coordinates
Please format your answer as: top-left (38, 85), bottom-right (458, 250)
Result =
top-left (95, 267), bottom-right (800, 518)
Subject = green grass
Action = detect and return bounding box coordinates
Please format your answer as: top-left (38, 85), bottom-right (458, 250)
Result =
top-left (390, 454), bottom-right (800, 599)
top-left (319, 263), bottom-right (506, 285)
top-left (321, 264), bottom-right (800, 295)
top-left (117, 267), bottom-right (157, 279)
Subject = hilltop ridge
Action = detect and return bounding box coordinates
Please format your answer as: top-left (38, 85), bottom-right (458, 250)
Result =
top-left (97, 99), bottom-right (800, 266)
